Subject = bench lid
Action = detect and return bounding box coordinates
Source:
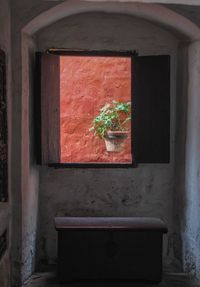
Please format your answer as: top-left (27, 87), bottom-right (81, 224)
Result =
top-left (55, 217), bottom-right (168, 233)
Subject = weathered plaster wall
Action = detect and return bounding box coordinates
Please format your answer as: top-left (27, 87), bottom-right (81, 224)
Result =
top-left (35, 12), bottom-right (178, 271)
top-left (10, 2), bottom-right (60, 284)
top-left (173, 43), bottom-right (188, 273)
top-left (21, 33), bottom-right (40, 283)
top-left (172, 40), bottom-right (200, 281)
top-left (0, 0), bottom-right (11, 286)
top-left (183, 40), bottom-right (200, 278)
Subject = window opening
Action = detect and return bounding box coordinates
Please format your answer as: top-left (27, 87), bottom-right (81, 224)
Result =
top-left (59, 55), bottom-right (133, 164)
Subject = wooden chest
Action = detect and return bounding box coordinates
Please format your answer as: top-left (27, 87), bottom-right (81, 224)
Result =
top-left (55, 217), bottom-right (167, 283)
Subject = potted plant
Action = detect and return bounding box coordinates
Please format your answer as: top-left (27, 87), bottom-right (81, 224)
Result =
top-left (89, 101), bottom-right (131, 152)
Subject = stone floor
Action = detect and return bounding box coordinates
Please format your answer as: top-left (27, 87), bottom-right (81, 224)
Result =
top-left (24, 272), bottom-right (200, 287)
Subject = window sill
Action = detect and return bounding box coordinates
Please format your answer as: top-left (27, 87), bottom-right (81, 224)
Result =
top-left (47, 162), bottom-right (137, 169)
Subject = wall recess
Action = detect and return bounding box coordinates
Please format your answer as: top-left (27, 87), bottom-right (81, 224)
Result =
top-left (0, 229), bottom-right (7, 261)
top-left (0, 49), bottom-right (8, 202)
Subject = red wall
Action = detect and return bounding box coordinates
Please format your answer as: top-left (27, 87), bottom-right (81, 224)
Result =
top-left (60, 56), bottom-right (132, 163)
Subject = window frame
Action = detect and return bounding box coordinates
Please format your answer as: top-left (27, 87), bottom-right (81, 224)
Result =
top-left (43, 49), bottom-right (137, 168)
top-left (36, 50), bottom-right (170, 168)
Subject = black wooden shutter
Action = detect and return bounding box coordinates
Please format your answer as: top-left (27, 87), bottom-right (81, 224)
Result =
top-left (35, 52), bottom-right (60, 164)
top-left (134, 55), bottom-right (170, 163)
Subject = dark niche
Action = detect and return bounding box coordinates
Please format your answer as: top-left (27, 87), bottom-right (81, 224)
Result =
top-left (0, 49), bottom-right (8, 202)
top-left (0, 229), bottom-right (7, 260)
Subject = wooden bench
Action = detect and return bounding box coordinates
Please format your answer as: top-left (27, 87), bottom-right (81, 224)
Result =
top-left (55, 217), bottom-right (167, 283)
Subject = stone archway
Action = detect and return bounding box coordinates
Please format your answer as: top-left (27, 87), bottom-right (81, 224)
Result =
top-left (16, 1), bottom-right (200, 285)
top-left (23, 1), bottom-right (200, 40)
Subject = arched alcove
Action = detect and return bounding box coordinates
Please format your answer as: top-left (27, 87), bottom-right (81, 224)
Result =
top-left (23, 1), bottom-right (200, 40)
top-left (15, 1), bottom-right (200, 284)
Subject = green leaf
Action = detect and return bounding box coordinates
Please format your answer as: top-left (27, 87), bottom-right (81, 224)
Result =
top-left (90, 100), bottom-right (132, 138)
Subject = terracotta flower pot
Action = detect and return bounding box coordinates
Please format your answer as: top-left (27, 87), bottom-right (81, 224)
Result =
top-left (104, 131), bottom-right (129, 152)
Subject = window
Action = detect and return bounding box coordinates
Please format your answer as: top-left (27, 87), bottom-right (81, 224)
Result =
top-left (35, 50), bottom-right (170, 167)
